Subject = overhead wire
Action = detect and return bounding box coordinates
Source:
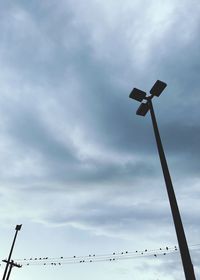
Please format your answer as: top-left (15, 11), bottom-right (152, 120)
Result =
top-left (10, 243), bottom-right (200, 267)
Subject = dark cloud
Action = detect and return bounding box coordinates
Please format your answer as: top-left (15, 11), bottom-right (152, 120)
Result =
top-left (43, 194), bottom-right (175, 239)
top-left (0, 0), bottom-right (199, 183)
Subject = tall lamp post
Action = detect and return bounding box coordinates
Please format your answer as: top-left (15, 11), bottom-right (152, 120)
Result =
top-left (129, 80), bottom-right (195, 280)
top-left (2, 224), bottom-right (22, 280)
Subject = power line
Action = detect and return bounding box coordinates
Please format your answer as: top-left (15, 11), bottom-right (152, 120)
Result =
top-left (11, 243), bottom-right (200, 267)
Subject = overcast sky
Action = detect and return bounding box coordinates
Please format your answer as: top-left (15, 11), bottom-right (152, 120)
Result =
top-left (0, 1), bottom-right (200, 280)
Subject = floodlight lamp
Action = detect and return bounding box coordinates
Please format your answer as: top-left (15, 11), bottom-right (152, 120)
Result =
top-left (136, 102), bottom-right (149, 116)
top-left (15, 224), bottom-right (22, 231)
top-left (150, 80), bottom-right (167, 97)
top-left (129, 88), bottom-right (146, 102)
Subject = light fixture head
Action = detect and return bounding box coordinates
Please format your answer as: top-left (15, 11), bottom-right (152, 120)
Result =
top-left (136, 102), bottom-right (149, 116)
top-left (15, 224), bottom-right (22, 231)
top-left (129, 88), bottom-right (146, 102)
top-left (150, 80), bottom-right (167, 97)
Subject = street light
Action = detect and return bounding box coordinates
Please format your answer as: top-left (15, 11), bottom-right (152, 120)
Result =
top-left (2, 225), bottom-right (22, 280)
top-left (129, 80), bottom-right (196, 280)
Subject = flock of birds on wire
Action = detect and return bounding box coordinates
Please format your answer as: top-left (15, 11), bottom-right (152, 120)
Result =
top-left (7, 244), bottom-right (199, 267)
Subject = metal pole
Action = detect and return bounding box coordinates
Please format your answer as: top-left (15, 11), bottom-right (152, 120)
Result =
top-left (148, 99), bottom-right (195, 280)
top-left (5, 261), bottom-right (13, 280)
top-left (2, 260), bottom-right (22, 280)
top-left (2, 225), bottom-right (22, 280)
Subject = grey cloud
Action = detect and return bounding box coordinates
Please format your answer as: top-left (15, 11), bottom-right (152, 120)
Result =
top-left (161, 122), bottom-right (200, 155)
top-left (44, 198), bottom-right (175, 238)
top-left (8, 110), bottom-right (75, 163)
top-left (1, 0), bottom-right (199, 171)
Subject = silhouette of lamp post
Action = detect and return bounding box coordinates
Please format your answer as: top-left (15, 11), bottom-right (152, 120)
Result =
top-left (2, 225), bottom-right (22, 280)
top-left (2, 260), bottom-right (22, 280)
top-left (129, 80), bottom-right (195, 280)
